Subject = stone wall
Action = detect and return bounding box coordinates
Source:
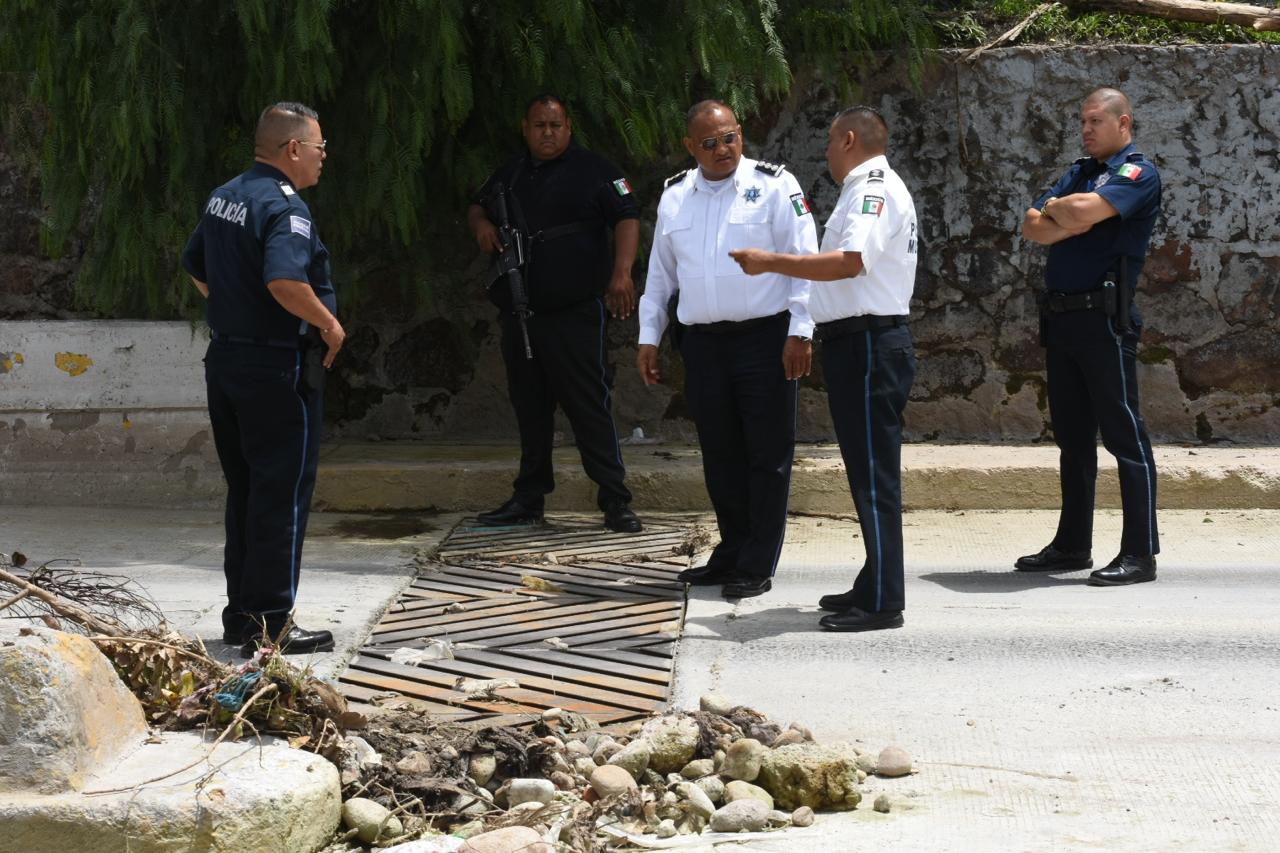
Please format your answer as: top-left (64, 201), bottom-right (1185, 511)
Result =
top-left (3, 45), bottom-right (1277, 445)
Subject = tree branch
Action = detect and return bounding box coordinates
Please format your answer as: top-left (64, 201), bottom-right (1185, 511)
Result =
top-left (1063, 0), bottom-right (1280, 31)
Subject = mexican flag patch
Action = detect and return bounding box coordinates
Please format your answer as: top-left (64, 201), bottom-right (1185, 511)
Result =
top-left (790, 193), bottom-right (811, 216)
top-left (1116, 163), bottom-right (1143, 181)
top-left (861, 195), bottom-right (885, 216)
top-left (613, 178), bottom-right (633, 196)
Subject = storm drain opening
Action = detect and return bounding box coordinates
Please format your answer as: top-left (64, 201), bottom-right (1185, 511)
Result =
top-left (339, 514), bottom-right (700, 728)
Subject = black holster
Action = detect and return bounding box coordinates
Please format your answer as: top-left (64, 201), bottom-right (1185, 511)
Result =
top-left (300, 329), bottom-right (325, 393)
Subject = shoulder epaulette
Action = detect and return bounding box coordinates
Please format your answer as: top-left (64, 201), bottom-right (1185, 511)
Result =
top-left (755, 160), bottom-right (786, 177)
top-left (1126, 151), bottom-right (1145, 162)
top-left (867, 168), bottom-right (885, 182)
top-left (1072, 156), bottom-right (1092, 168)
top-left (664, 169), bottom-right (690, 189)
top-left (278, 181), bottom-right (297, 198)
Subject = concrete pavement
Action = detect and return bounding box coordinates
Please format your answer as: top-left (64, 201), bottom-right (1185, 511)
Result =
top-left (3, 506), bottom-right (1278, 850)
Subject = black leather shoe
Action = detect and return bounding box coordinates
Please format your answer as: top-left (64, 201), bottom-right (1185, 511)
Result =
top-left (819, 607), bottom-right (904, 632)
top-left (1014, 544), bottom-right (1093, 573)
top-left (604, 503), bottom-right (643, 533)
top-left (676, 564), bottom-right (736, 586)
top-left (477, 497), bottom-right (544, 526)
top-left (818, 588), bottom-right (859, 612)
top-left (1087, 554), bottom-right (1156, 586)
top-left (722, 577), bottom-right (771, 599)
top-left (241, 625), bottom-right (336, 658)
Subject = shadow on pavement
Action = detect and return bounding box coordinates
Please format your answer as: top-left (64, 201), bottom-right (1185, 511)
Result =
top-left (919, 570), bottom-right (1090, 593)
top-left (683, 606), bottom-right (833, 642)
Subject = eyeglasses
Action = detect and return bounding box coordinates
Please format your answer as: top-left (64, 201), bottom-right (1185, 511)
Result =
top-left (698, 131), bottom-right (739, 151)
top-left (280, 139), bottom-right (327, 151)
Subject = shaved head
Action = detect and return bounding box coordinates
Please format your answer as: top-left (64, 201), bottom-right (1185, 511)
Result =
top-left (254, 102), bottom-right (319, 157)
top-left (1083, 88), bottom-right (1132, 121)
top-left (833, 105), bottom-right (888, 153)
top-left (686, 99), bottom-right (735, 130)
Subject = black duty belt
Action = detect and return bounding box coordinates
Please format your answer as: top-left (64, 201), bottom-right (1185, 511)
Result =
top-left (212, 332), bottom-right (306, 349)
top-left (815, 314), bottom-right (907, 342)
top-left (1040, 288), bottom-right (1110, 314)
top-left (691, 310), bottom-right (788, 335)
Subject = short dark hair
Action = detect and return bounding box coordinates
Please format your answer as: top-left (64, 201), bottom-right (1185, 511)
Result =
top-left (686, 99), bottom-right (734, 130)
top-left (254, 102), bottom-right (319, 155)
top-left (833, 105), bottom-right (888, 151)
top-left (526, 93), bottom-right (569, 118)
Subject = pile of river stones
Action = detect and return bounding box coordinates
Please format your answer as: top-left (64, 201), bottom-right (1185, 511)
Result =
top-left (339, 693), bottom-right (913, 850)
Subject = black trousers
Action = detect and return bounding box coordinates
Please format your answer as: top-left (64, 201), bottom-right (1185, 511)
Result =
top-left (681, 313), bottom-right (795, 580)
top-left (204, 340), bottom-right (323, 637)
top-left (823, 325), bottom-right (916, 613)
top-left (1044, 311), bottom-right (1160, 557)
top-left (500, 297), bottom-right (631, 511)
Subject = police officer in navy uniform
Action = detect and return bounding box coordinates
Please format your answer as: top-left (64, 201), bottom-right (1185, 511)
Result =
top-left (182, 102), bottom-right (344, 655)
top-left (1018, 87), bottom-right (1161, 586)
top-left (468, 94), bottom-right (643, 533)
top-left (731, 106), bottom-right (917, 631)
top-left (638, 99), bottom-right (817, 599)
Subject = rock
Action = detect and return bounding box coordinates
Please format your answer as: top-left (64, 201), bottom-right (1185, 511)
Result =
top-left (467, 753), bottom-right (496, 786)
top-left (565, 740), bottom-right (591, 759)
top-left (507, 778), bottom-right (555, 807)
top-left (454, 790), bottom-right (490, 818)
top-left (678, 813), bottom-right (708, 835)
top-left (712, 749), bottom-right (726, 771)
top-left (507, 801), bottom-right (546, 818)
top-left (874, 793), bottom-right (892, 813)
top-left (788, 723), bottom-right (814, 741)
top-left (745, 721), bottom-right (782, 746)
top-left (338, 735), bottom-right (383, 785)
top-left (639, 715), bottom-right (700, 773)
top-left (542, 707), bottom-right (563, 722)
top-left (459, 825), bottom-right (551, 853)
top-left (756, 742), bottom-right (863, 811)
top-left (771, 729), bottom-right (807, 748)
top-left (592, 739), bottom-right (622, 765)
top-left (680, 758), bottom-right (715, 779)
top-left (666, 772), bottom-right (683, 786)
top-left (589, 764), bottom-right (637, 798)
top-left (395, 751), bottom-right (433, 776)
top-left (452, 819), bottom-right (485, 839)
top-left (856, 769), bottom-right (868, 783)
top-left (549, 771), bottom-right (575, 790)
top-left (721, 738), bottom-right (767, 781)
top-left (546, 751), bottom-right (572, 775)
top-left (642, 769), bottom-right (667, 789)
top-left (0, 627), bottom-right (148, 794)
top-left (724, 780), bottom-right (774, 810)
top-left (655, 819), bottom-right (677, 838)
top-left (876, 746), bottom-right (912, 778)
top-left (677, 782), bottom-right (715, 819)
top-left (699, 693), bottom-right (734, 716)
top-left (607, 739), bottom-right (652, 779)
top-left (343, 797), bottom-right (404, 843)
top-left (792, 805), bottom-right (815, 827)
top-left (766, 809), bottom-right (792, 825)
top-left (709, 799), bottom-right (770, 833)
top-left (573, 756), bottom-right (598, 777)
top-left (695, 775), bottom-right (726, 804)
top-left (854, 752), bottom-right (878, 775)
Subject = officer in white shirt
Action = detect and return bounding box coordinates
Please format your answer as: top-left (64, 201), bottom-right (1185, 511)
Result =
top-left (638, 99), bottom-right (818, 600)
top-left (731, 106), bottom-right (917, 631)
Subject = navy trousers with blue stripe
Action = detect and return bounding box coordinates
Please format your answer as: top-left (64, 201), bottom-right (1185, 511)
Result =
top-left (681, 313), bottom-right (796, 581)
top-left (823, 325), bottom-right (915, 613)
top-left (204, 340), bottom-right (323, 637)
top-left (501, 297), bottom-right (631, 511)
top-left (1044, 311), bottom-right (1159, 557)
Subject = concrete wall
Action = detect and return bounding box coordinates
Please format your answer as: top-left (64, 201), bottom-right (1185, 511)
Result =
top-left (2, 45), bottom-right (1278, 462)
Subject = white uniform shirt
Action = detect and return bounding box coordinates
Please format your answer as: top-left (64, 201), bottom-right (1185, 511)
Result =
top-left (639, 157), bottom-right (817, 346)
top-left (809, 154), bottom-right (918, 323)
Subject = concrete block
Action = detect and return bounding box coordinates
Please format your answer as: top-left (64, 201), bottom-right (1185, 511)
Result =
top-left (0, 734), bottom-right (341, 853)
top-left (0, 627), bottom-right (147, 794)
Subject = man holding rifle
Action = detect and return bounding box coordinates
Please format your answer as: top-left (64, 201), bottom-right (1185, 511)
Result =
top-left (468, 94), bottom-right (643, 532)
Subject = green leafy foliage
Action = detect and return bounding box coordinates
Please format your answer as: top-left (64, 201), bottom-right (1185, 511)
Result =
top-left (1, 0), bottom-right (931, 318)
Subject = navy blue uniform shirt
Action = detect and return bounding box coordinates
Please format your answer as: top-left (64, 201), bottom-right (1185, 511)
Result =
top-left (181, 162), bottom-right (335, 339)
top-left (474, 141), bottom-right (639, 312)
top-left (1034, 144), bottom-right (1161, 294)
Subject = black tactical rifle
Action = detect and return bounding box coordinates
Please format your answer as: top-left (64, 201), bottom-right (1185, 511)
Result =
top-left (489, 182), bottom-right (533, 359)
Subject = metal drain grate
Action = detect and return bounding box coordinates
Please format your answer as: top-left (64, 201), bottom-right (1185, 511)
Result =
top-left (339, 515), bottom-right (693, 727)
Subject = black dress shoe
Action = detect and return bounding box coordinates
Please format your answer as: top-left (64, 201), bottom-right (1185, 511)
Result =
top-left (1087, 554), bottom-right (1156, 586)
top-left (477, 496), bottom-right (544, 526)
top-left (676, 564), bottom-right (735, 586)
top-left (604, 502), bottom-right (643, 533)
top-left (818, 607), bottom-right (904, 632)
top-left (818, 588), bottom-right (858, 612)
top-left (241, 625), bottom-right (335, 658)
top-left (1014, 544), bottom-right (1093, 573)
top-left (722, 577), bottom-right (771, 599)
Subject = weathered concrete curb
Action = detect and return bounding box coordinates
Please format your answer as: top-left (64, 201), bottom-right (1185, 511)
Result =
top-left (313, 443), bottom-right (1280, 513)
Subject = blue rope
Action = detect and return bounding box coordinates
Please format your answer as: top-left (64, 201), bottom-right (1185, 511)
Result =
top-left (214, 669), bottom-right (263, 711)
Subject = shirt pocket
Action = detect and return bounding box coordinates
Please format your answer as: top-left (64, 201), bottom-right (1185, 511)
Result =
top-left (719, 206), bottom-right (772, 274)
top-left (663, 213), bottom-right (700, 274)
